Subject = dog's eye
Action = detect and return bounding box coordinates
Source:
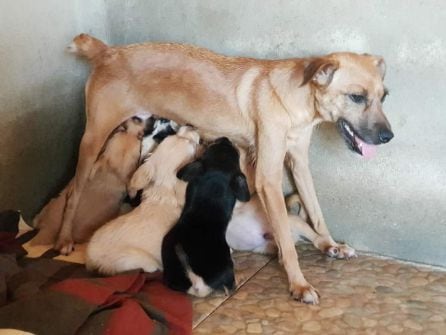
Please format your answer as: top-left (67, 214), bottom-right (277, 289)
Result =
top-left (348, 94), bottom-right (367, 104)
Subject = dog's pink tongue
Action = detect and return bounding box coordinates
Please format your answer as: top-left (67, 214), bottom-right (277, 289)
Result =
top-left (357, 137), bottom-right (377, 159)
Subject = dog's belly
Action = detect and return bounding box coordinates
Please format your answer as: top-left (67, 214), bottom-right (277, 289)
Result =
top-left (133, 89), bottom-right (254, 147)
top-left (118, 57), bottom-right (257, 146)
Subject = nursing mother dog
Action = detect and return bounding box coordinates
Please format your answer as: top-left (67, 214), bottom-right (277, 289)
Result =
top-left (61, 34), bottom-right (393, 304)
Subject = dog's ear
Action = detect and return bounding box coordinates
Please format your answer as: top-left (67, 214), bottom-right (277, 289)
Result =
top-left (374, 56), bottom-right (386, 79)
top-left (363, 54), bottom-right (386, 79)
top-left (177, 160), bottom-right (204, 182)
top-left (230, 173), bottom-right (250, 202)
top-left (301, 58), bottom-right (339, 87)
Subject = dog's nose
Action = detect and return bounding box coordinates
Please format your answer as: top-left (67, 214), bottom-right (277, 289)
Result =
top-left (378, 128), bottom-right (394, 143)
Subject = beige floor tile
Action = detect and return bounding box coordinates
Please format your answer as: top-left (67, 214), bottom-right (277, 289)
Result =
top-left (194, 244), bottom-right (446, 334)
top-left (193, 251), bottom-right (272, 327)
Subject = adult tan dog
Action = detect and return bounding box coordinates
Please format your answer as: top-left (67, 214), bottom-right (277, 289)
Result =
top-left (60, 34), bottom-right (393, 304)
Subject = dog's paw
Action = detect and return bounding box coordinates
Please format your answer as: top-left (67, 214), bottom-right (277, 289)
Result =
top-left (326, 243), bottom-right (357, 259)
top-left (55, 239), bottom-right (75, 256)
top-left (290, 283), bottom-right (320, 304)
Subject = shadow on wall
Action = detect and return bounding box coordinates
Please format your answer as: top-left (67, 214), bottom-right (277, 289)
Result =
top-left (0, 78), bottom-right (85, 221)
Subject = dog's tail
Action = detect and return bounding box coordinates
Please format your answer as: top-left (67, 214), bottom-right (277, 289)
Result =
top-left (67, 33), bottom-right (108, 60)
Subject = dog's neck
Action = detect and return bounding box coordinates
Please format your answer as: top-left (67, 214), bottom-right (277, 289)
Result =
top-left (267, 63), bottom-right (322, 130)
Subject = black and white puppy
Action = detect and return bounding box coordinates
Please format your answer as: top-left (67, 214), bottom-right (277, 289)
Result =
top-left (162, 137), bottom-right (250, 297)
top-left (141, 117), bottom-right (179, 160)
top-left (124, 117), bottom-right (179, 208)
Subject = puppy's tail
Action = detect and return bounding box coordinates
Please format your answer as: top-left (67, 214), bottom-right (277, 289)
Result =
top-left (67, 33), bottom-right (108, 60)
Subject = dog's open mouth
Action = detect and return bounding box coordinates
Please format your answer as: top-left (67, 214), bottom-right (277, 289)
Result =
top-left (336, 119), bottom-right (377, 159)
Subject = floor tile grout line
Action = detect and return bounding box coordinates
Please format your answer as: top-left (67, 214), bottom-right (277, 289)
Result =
top-left (193, 256), bottom-right (276, 330)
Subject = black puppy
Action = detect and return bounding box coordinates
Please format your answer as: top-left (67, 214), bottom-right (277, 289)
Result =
top-left (162, 137), bottom-right (250, 297)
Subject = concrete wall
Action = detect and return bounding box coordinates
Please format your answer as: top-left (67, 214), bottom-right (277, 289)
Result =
top-left (0, 0), bottom-right (110, 219)
top-left (1, 1), bottom-right (445, 266)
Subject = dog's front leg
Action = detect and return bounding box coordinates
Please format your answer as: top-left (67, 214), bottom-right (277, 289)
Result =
top-left (287, 131), bottom-right (356, 259)
top-left (256, 127), bottom-right (319, 304)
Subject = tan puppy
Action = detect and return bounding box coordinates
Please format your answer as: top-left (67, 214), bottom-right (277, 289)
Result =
top-left (32, 117), bottom-right (146, 245)
top-left (86, 126), bottom-right (199, 274)
top-left (61, 34), bottom-right (393, 304)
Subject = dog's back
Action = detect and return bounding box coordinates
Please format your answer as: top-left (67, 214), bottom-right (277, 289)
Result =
top-left (162, 138), bottom-right (250, 297)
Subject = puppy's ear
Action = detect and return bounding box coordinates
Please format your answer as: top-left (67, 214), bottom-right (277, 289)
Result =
top-left (177, 160), bottom-right (204, 182)
top-left (230, 173), bottom-right (250, 202)
top-left (301, 58), bottom-right (339, 87)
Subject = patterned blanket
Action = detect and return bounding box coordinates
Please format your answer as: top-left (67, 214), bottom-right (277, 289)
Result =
top-left (0, 210), bottom-right (192, 335)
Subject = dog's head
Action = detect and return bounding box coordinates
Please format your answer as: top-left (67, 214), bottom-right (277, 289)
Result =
top-left (177, 137), bottom-right (250, 202)
top-left (302, 52), bottom-right (393, 158)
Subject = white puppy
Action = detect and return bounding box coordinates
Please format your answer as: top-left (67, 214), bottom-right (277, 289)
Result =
top-left (226, 193), bottom-right (316, 254)
top-left (85, 126), bottom-right (199, 274)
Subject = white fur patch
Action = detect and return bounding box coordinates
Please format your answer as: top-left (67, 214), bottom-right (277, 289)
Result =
top-left (187, 270), bottom-right (213, 297)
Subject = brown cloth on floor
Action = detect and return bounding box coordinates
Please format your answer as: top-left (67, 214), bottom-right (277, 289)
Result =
top-left (0, 210), bottom-right (192, 335)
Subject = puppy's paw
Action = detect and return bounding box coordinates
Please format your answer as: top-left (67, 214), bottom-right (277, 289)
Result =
top-left (55, 238), bottom-right (75, 256)
top-left (290, 283), bottom-right (320, 305)
top-left (326, 243), bottom-right (357, 259)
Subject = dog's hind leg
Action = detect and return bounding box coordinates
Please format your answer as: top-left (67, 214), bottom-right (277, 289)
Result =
top-left (87, 245), bottom-right (160, 275)
top-left (287, 214), bottom-right (354, 258)
top-left (55, 93), bottom-right (140, 254)
top-left (111, 247), bottom-right (161, 274)
top-left (286, 193), bottom-right (308, 222)
top-left (287, 133), bottom-right (356, 259)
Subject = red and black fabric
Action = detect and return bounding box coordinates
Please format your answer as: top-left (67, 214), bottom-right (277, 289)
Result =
top-left (0, 210), bottom-right (192, 335)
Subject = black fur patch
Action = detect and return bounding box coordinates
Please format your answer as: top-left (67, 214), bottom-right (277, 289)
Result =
top-left (153, 118), bottom-right (177, 143)
top-left (123, 189), bottom-right (143, 207)
top-left (162, 138), bottom-right (250, 294)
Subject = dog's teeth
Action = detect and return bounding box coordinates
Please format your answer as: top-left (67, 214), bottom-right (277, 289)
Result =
top-left (344, 123), bottom-right (354, 137)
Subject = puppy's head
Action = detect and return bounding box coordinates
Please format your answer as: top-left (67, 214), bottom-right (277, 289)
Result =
top-left (91, 116), bottom-right (147, 182)
top-left (122, 116), bottom-right (147, 139)
top-left (177, 137), bottom-right (250, 202)
top-left (139, 126), bottom-right (200, 185)
top-left (152, 118), bottom-right (180, 143)
top-left (302, 53), bottom-right (393, 158)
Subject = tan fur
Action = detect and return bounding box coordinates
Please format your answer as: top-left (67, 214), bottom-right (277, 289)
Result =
top-left (85, 127), bottom-right (199, 275)
top-left (32, 117), bottom-right (144, 246)
top-left (59, 34), bottom-right (389, 304)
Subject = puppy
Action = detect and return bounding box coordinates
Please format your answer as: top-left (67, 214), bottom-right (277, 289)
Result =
top-left (226, 193), bottom-right (321, 255)
top-left (162, 137), bottom-right (250, 297)
top-left (140, 117), bottom-right (179, 161)
top-left (31, 117), bottom-right (147, 245)
top-left (85, 126), bottom-right (199, 274)
top-left (123, 117), bottom-right (179, 208)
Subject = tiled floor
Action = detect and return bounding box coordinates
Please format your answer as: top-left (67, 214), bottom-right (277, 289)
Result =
top-left (192, 245), bottom-right (446, 334)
